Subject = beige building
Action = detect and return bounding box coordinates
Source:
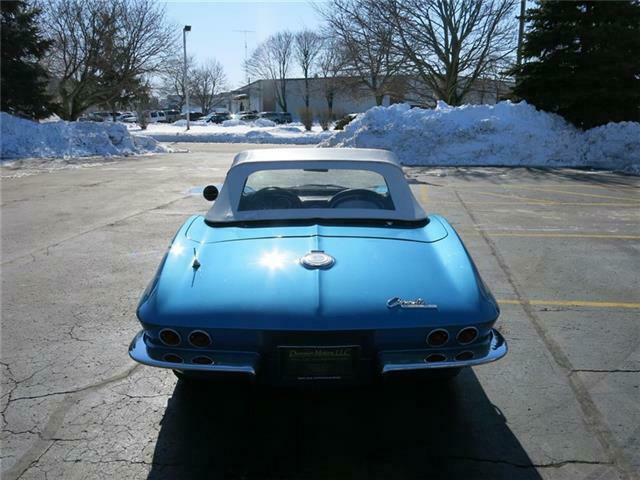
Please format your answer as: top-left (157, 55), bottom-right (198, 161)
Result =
top-left (213, 76), bottom-right (512, 119)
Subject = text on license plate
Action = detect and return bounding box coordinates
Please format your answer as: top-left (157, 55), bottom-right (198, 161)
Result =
top-left (279, 346), bottom-right (359, 380)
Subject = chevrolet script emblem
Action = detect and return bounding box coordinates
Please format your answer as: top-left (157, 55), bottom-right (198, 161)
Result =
top-left (387, 297), bottom-right (438, 309)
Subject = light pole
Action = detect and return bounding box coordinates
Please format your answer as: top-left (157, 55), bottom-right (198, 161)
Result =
top-left (183, 25), bottom-right (191, 130)
top-left (516, 0), bottom-right (526, 67)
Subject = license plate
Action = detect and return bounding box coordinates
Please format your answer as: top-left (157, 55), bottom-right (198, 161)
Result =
top-left (279, 346), bottom-right (359, 380)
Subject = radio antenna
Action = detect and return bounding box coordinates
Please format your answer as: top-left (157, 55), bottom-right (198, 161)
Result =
top-left (233, 29), bottom-right (255, 85)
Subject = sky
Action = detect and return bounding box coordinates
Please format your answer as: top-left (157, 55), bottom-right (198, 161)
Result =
top-left (162, 1), bottom-right (326, 90)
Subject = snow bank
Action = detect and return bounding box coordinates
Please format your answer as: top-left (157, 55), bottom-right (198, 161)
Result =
top-left (0, 113), bottom-right (167, 160)
top-left (221, 119), bottom-right (243, 127)
top-left (581, 122), bottom-right (640, 175)
top-left (320, 102), bottom-right (640, 174)
top-left (133, 122), bottom-right (333, 145)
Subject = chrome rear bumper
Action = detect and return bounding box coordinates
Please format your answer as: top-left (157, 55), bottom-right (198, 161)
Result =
top-left (128, 331), bottom-right (258, 376)
top-left (128, 328), bottom-right (507, 379)
top-left (379, 329), bottom-right (507, 374)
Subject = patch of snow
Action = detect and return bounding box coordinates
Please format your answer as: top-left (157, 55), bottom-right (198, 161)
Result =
top-left (0, 112), bottom-right (168, 161)
top-left (581, 122), bottom-right (640, 175)
top-left (172, 119), bottom-right (208, 127)
top-left (40, 113), bottom-right (62, 123)
top-left (319, 101), bottom-right (640, 175)
top-left (221, 119), bottom-right (243, 127)
top-left (133, 122), bottom-right (332, 145)
top-left (253, 118), bottom-right (277, 127)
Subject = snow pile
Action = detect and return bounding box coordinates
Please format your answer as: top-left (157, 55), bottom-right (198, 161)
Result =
top-left (221, 119), bottom-right (243, 127)
top-left (581, 122), bottom-right (640, 174)
top-left (253, 118), bottom-right (277, 127)
top-left (0, 113), bottom-right (167, 160)
top-left (320, 102), bottom-right (640, 174)
top-left (214, 118), bottom-right (275, 127)
top-left (134, 122), bottom-right (333, 145)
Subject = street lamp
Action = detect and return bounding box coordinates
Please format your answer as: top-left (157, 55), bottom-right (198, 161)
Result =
top-left (183, 25), bottom-right (191, 130)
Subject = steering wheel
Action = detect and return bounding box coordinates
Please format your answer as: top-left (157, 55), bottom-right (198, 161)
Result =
top-left (243, 187), bottom-right (302, 210)
top-left (329, 189), bottom-right (388, 209)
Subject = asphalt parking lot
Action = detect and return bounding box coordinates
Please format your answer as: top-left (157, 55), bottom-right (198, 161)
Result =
top-left (1, 143), bottom-right (639, 480)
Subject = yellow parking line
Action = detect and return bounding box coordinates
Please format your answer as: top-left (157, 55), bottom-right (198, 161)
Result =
top-left (415, 184), bottom-right (429, 205)
top-left (449, 183), bottom-right (639, 191)
top-left (486, 232), bottom-right (640, 240)
top-left (435, 201), bottom-right (639, 206)
top-left (510, 186), bottom-right (640, 202)
top-left (499, 299), bottom-right (640, 309)
top-left (471, 191), bottom-right (557, 204)
top-left (458, 230), bottom-right (640, 240)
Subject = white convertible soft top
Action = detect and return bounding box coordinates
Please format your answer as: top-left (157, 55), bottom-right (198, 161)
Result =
top-left (231, 148), bottom-right (401, 167)
top-left (206, 148), bottom-right (428, 224)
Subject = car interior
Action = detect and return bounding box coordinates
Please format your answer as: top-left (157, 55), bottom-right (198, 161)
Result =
top-left (237, 169), bottom-right (395, 211)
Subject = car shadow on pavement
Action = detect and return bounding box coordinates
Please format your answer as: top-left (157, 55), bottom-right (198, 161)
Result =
top-left (147, 369), bottom-right (541, 480)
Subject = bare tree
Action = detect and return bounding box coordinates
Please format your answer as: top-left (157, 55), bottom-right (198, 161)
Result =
top-left (43, 0), bottom-right (175, 120)
top-left (317, 38), bottom-right (348, 118)
top-left (379, 0), bottom-right (517, 105)
top-left (479, 55), bottom-right (514, 103)
top-left (158, 54), bottom-right (194, 112)
top-left (246, 31), bottom-right (294, 112)
top-left (294, 30), bottom-right (322, 108)
top-left (320, 0), bottom-right (405, 105)
top-left (191, 59), bottom-right (227, 114)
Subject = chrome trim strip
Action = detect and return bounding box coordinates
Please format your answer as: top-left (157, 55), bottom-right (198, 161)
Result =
top-left (128, 331), bottom-right (257, 375)
top-left (381, 329), bottom-right (507, 374)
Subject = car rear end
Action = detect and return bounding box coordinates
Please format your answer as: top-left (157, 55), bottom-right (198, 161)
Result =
top-left (130, 216), bottom-right (507, 385)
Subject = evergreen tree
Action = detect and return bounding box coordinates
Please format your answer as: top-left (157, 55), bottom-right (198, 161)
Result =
top-left (1, 0), bottom-right (55, 119)
top-left (513, 0), bottom-right (640, 129)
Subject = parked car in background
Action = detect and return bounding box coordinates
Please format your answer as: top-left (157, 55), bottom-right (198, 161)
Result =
top-left (121, 114), bottom-right (138, 123)
top-left (129, 148), bottom-right (507, 385)
top-left (179, 112), bottom-right (205, 121)
top-left (238, 111), bottom-right (260, 121)
top-left (259, 111), bottom-right (292, 124)
top-left (83, 111), bottom-right (113, 122)
top-left (164, 110), bottom-right (181, 123)
top-left (203, 112), bottom-right (231, 124)
top-left (146, 111), bottom-right (167, 123)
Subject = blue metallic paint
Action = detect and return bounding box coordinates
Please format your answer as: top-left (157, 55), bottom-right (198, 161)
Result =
top-left (131, 214), bottom-right (506, 382)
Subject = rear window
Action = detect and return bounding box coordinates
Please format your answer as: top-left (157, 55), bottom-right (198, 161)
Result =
top-left (238, 168), bottom-right (394, 211)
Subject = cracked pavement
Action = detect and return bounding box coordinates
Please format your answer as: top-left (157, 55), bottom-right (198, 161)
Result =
top-left (1, 144), bottom-right (639, 479)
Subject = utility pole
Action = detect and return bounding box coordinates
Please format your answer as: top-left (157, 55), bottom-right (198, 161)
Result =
top-left (183, 25), bottom-right (191, 130)
top-left (516, 0), bottom-right (526, 67)
top-left (234, 29), bottom-right (255, 85)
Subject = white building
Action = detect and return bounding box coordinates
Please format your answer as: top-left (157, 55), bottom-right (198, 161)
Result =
top-left (214, 76), bottom-right (512, 119)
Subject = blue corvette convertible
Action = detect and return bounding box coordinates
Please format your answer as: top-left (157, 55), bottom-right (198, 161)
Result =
top-left (129, 148), bottom-right (507, 384)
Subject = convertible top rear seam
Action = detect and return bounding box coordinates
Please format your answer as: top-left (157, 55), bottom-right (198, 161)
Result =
top-left (186, 233), bottom-right (444, 245)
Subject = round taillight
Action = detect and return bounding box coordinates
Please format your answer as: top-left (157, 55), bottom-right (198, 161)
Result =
top-left (192, 356), bottom-right (213, 365)
top-left (455, 351), bottom-right (474, 361)
top-left (427, 329), bottom-right (449, 347)
top-left (457, 327), bottom-right (479, 345)
top-left (426, 353), bottom-right (446, 363)
top-left (189, 330), bottom-right (211, 348)
top-left (163, 353), bottom-right (183, 363)
top-left (159, 329), bottom-right (181, 346)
